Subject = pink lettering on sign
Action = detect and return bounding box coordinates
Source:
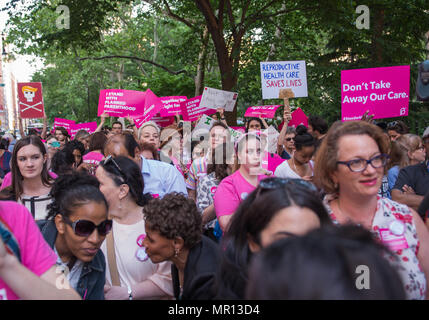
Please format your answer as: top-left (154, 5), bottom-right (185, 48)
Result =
top-left (98, 89), bottom-right (146, 117)
top-left (70, 122), bottom-right (98, 139)
top-left (288, 108), bottom-right (308, 128)
top-left (180, 96), bottom-right (216, 122)
top-left (244, 105), bottom-right (280, 119)
top-left (159, 96), bottom-right (187, 117)
top-left (54, 118), bottom-right (76, 136)
top-left (132, 89), bottom-right (164, 128)
top-left (341, 65), bottom-right (410, 121)
top-left (230, 126), bottom-right (246, 134)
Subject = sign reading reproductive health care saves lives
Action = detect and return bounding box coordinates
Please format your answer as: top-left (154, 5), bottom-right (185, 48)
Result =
top-left (98, 89), bottom-right (146, 117)
top-left (341, 65), bottom-right (410, 121)
top-left (260, 61), bottom-right (308, 99)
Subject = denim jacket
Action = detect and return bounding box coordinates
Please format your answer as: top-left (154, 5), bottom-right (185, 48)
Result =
top-left (37, 219), bottom-right (106, 300)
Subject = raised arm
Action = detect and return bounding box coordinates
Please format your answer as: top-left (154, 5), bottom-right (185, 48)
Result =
top-left (277, 109), bottom-right (292, 155)
top-left (41, 114), bottom-right (48, 140)
top-left (126, 116), bottom-right (138, 139)
top-left (95, 112), bottom-right (109, 133)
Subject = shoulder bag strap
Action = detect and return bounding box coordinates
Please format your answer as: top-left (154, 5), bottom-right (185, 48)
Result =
top-left (106, 228), bottom-right (121, 286)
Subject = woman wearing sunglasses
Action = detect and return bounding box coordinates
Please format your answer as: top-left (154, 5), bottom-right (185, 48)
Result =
top-left (96, 156), bottom-right (173, 300)
top-left (314, 121), bottom-right (429, 300)
top-left (0, 136), bottom-right (55, 220)
top-left (214, 133), bottom-right (271, 233)
top-left (46, 135), bottom-right (61, 170)
top-left (38, 172), bottom-right (110, 300)
top-left (215, 177), bottom-right (331, 299)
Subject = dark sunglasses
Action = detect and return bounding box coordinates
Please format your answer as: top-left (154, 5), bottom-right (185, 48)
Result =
top-left (387, 121), bottom-right (398, 129)
top-left (256, 177), bottom-right (318, 198)
top-left (62, 215), bottom-right (112, 237)
top-left (103, 155), bottom-right (127, 183)
top-left (285, 137), bottom-right (294, 142)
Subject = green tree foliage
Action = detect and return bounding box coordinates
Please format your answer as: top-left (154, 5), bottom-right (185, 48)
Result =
top-left (3, 0), bottom-right (428, 131)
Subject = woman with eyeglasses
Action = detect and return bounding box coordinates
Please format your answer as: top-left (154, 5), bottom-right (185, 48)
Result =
top-left (314, 121), bottom-right (429, 300)
top-left (274, 125), bottom-right (316, 181)
top-left (37, 172), bottom-right (110, 300)
top-left (0, 136), bottom-right (55, 220)
top-left (214, 133), bottom-right (270, 233)
top-left (96, 156), bottom-right (173, 300)
top-left (215, 177), bottom-right (331, 299)
top-left (388, 134), bottom-right (427, 197)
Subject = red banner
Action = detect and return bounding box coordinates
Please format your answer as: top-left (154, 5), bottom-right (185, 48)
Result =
top-left (18, 82), bottom-right (45, 118)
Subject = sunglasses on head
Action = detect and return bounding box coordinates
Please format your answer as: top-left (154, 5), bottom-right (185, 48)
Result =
top-left (62, 215), bottom-right (112, 237)
top-left (256, 177), bottom-right (318, 198)
top-left (103, 155), bottom-right (127, 183)
top-left (387, 121), bottom-right (398, 129)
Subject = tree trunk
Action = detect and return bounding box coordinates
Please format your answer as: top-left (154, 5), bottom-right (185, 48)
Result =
top-left (152, 18), bottom-right (159, 74)
top-left (195, 27), bottom-right (210, 96)
top-left (426, 31), bottom-right (429, 60)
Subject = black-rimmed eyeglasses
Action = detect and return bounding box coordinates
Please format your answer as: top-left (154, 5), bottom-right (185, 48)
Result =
top-left (336, 154), bottom-right (389, 172)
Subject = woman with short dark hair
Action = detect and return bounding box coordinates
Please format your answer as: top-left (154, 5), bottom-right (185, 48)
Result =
top-left (143, 192), bottom-right (219, 300)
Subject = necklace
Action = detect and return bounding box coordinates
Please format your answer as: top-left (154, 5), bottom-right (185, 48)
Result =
top-left (292, 157), bottom-right (305, 177)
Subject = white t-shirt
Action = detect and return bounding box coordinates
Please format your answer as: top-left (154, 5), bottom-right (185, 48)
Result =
top-left (274, 160), bottom-right (314, 179)
top-left (101, 219), bottom-right (173, 298)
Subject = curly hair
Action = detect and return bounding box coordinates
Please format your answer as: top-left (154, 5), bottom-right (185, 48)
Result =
top-left (143, 192), bottom-right (202, 249)
top-left (46, 172), bottom-right (108, 220)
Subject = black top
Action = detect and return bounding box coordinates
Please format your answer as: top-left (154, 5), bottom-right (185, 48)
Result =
top-left (418, 190), bottom-right (429, 221)
top-left (171, 235), bottom-right (220, 300)
top-left (392, 161), bottom-right (429, 196)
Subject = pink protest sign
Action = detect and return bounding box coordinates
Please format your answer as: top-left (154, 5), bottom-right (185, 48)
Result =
top-left (159, 96), bottom-right (187, 117)
top-left (288, 108), bottom-right (308, 128)
top-left (70, 121), bottom-right (98, 139)
top-left (341, 65), bottom-right (410, 121)
top-left (132, 89), bottom-right (164, 128)
top-left (98, 89), bottom-right (146, 117)
top-left (180, 96), bottom-right (216, 122)
top-left (151, 114), bottom-right (175, 128)
top-left (244, 105), bottom-right (281, 119)
top-left (54, 118), bottom-right (76, 136)
top-left (230, 126), bottom-right (246, 134)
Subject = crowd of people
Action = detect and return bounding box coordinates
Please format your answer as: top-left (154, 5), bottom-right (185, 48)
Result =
top-left (0, 109), bottom-right (428, 300)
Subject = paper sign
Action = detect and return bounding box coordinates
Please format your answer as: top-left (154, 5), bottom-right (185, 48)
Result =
top-left (199, 87), bottom-right (238, 112)
top-left (54, 118), bottom-right (76, 136)
top-left (70, 121), bottom-right (98, 139)
top-left (193, 114), bottom-right (243, 142)
top-left (159, 96), bottom-right (187, 117)
top-left (288, 108), bottom-right (308, 128)
top-left (260, 61), bottom-right (308, 99)
top-left (98, 89), bottom-right (146, 117)
top-left (132, 89), bottom-right (164, 128)
top-left (244, 105), bottom-right (281, 119)
top-left (18, 82), bottom-right (45, 118)
top-left (180, 96), bottom-right (216, 122)
top-left (341, 65), bottom-right (410, 121)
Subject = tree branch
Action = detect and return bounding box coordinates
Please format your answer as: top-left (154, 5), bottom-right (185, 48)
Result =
top-left (218, 0), bottom-right (225, 34)
top-left (141, 0), bottom-right (195, 30)
top-left (78, 55), bottom-right (189, 76)
top-left (226, 0), bottom-right (236, 37)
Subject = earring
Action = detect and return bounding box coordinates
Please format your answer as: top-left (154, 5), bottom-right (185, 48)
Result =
top-left (174, 248), bottom-right (180, 258)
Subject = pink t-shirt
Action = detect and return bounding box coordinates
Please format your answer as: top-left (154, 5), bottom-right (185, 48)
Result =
top-left (214, 170), bottom-right (267, 218)
top-left (1, 171), bottom-right (58, 191)
top-left (0, 201), bottom-right (57, 300)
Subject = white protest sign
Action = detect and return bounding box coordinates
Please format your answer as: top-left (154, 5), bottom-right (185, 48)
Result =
top-left (260, 61), bottom-right (308, 99)
top-left (265, 125), bottom-right (280, 154)
top-left (199, 87), bottom-right (238, 112)
top-left (192, 114), bottom-right (243, 143)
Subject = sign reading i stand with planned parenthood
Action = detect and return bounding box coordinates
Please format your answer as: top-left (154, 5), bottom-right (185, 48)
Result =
top-left (260, 61), bottom-right (308, 99)
top-left (341, 65), bottom-right (410, 121)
